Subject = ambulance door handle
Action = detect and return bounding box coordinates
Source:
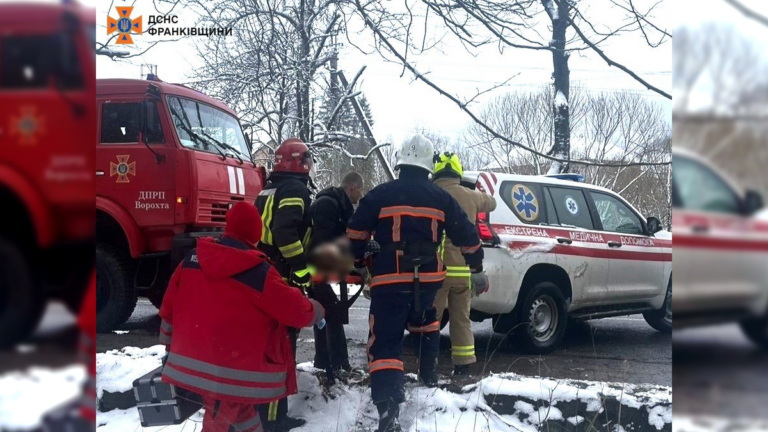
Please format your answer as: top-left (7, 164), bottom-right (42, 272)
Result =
top-left (691, 224), bottom-right (709, 234)
top-left (555, 237), bottom-right (572, 245)
top-left (96, 171), bottom-right (105, 177)
top-left (607, 241), bottom-right (622, 248)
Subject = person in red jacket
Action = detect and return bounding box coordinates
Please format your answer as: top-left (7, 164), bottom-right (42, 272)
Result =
top-left (159, 202), bottom-right (325, 432)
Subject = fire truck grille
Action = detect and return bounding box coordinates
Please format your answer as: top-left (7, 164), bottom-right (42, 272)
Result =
top-left (198, 196), bottom-right (246, 224)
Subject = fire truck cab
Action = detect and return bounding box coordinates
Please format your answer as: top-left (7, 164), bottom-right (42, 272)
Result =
top-left (0, 1), bottom-right (95, 347)
top-left (96, 77), bottom-right (265, 331)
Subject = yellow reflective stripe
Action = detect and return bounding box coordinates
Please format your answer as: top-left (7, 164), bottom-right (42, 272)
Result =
top-left (302, 228), bottom-right (312, 248)
top-left (261, 195), bottom-right (275, 245)
top-left (278, 197), bottom-right (305, 210)
top-left (268, 401), bottom-right (278, 421)
top-left (278, 240), bottom-right (304, 258)
top-left (446, 265), bottom-right (471, 278)
top-left (453, 345), bottom-right (475, 356)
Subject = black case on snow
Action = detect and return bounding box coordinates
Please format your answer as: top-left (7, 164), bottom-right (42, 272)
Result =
top-left (132, 366), bottom-right (203, 427)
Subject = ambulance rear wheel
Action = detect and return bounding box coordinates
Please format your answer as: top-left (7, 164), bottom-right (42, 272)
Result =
top-left (516, 282), bottom-right (567, 354)
top-left (0, 238), bottom-right (44, 348)
top-left (96, 245), bottom-right (137, 332)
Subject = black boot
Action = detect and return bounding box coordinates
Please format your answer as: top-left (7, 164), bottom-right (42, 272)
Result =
top-left (453, 364), bottom-right (471, 376)
top-left (264, 416), bottom-right (307, 432)
top-left (418, 358), bottom-right (438, 388)
top-left (376, 401), bottom-right (401, 432)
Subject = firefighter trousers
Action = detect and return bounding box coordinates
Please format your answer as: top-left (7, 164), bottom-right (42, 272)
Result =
top-left (203, 397), bottom-right (262, 432)
top-left (311, 284), bottom-right (350, 371)
top-left (367, 288), bottom-right (440, 405)
top-left (255, 327), bottom-right (298, 424)
top-left (434, 276), bottom-right (476, 365)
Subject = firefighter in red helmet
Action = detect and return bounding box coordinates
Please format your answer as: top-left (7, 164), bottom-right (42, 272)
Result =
top-left (254, 138), bottom-right (314, 431)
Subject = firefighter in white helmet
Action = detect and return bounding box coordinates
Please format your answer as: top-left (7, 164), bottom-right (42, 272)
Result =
top-left (346, 134), bottom-right (489, 432)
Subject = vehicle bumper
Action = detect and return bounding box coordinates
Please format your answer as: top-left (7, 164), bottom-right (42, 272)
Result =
top-left (470, 247), bottom-right (526, 315)
top-left (171, 231), bottom-right (222, 265)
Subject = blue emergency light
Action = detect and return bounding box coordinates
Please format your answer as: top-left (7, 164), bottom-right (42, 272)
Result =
top-left (545, 173), bottom-right (585, 182)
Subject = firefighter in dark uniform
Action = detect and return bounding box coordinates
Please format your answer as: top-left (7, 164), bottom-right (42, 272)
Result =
top-left (254, 138), bottom-right (314, 431)
top-left (346, 135), bottom-right (489, 432)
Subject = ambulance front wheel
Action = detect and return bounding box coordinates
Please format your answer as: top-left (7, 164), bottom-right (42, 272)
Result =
top-left (643, 279), bottom-right (672, 333)
top-left (516, 281), bottom-right (568, 354)
top-left (740, 316), bottom-right (768, 350)
top-left (0, 237), bottom-right (44, 348)
top-left (96, 244), bottom-right (138, 332)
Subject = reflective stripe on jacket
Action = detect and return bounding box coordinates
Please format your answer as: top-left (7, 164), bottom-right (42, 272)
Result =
top-left (255, 174), bottom-right (312, 275)
top-left (434, 176), bottom-right (496, 277)
top-left (159, 236), bottom-right (324, 404)
top-left (347, 170), bottom-right (484, 292)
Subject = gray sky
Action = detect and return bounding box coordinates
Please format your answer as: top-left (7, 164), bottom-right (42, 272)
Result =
top-left (91, 0), bottom-right (674, 145)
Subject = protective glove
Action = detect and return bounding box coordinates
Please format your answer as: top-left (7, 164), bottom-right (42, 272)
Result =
top-left (364, 240), bottom-right (381, 258)
top-left (290, 267), bottom-right (313, 290)
top-left (363, 285), bottom-right (371, 300)
top-left (470, 270), bottom-right (490, 297)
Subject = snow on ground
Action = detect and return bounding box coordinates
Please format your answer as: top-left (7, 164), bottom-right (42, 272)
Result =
top-left (0, 365), bottom-right (86, 431)
top-left (674, 416), bottom-right (768, 432)
top-left (95, 346), bottom-right (672, 432)
top-left (96, 345), bottom-right (166, 398)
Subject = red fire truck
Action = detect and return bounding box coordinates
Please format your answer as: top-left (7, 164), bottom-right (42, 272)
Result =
top-left (0, 2), bottom-right (95, 347)
top-left (96, 77), bottom-right (266, 331)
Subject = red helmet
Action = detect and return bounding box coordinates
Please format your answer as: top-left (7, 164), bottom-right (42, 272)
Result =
top-left (274, 138), bottom-right (313, 174)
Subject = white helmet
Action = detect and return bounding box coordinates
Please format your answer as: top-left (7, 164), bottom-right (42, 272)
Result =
top-left (394, 134), bottom-right (436, 174)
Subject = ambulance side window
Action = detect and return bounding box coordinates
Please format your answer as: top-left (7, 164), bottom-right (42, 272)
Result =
top-left (546, 187), bottom-right (594, 230)
top-left (101, 103), bottom-right (164, 144)
top-left (499, 182), bottom-right (548, 225)
top-left (0, 35), bottom-right (51, 89)
top-left (590, 192), bottom-right (644, 235)
top-left (673, 156), bottom-right (740, 214)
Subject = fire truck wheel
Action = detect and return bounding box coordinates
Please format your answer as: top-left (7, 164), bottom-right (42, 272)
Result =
top-left (643, 279), bottom-right (672, 333)
top-left (740, 317), bottom-right (768, 349)
top-left (0, 238), bottom-right (45, 348)
top-left (96, 245), bottom-right (137, 333)
top-left (146, 292), bottom-right (164, 310)
top-left (516, 281), bottom-right (567, 354)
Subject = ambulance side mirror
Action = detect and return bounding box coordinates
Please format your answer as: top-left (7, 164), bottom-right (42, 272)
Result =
top-left (646, 216), bottom-right (662, 234)
top-left (744, 190), bottom-right (763, 216)
top-left (138, 101), bottom-right (151, 141)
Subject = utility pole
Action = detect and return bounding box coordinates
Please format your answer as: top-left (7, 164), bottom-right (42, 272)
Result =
top-left (338, 71), bottom-right (396, 181)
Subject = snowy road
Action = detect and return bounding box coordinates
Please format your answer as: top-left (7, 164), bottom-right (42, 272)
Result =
top-left (673, 325), bottom-right (768, 421)
top-left (97, 297), bottom-right (671, 386)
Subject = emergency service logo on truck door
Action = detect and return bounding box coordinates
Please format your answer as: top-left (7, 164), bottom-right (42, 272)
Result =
top-left (511, 184), bottom-right (539, 222)
top-left (110, 155), bottom-right (136, 183)
top-left (10, 106), bottom-right (45, 146)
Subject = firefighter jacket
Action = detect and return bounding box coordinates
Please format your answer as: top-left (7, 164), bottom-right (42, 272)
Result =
top-left (346, 168), bottom-right (484, 294)
top-left (255, 173), bottom-right (312, 275)
top-left (308, 186), bottom-right (355, 251)
top-left (159, 236), bottom-right (324, 404)
top-left (434, 176), bottom-right (497, 278)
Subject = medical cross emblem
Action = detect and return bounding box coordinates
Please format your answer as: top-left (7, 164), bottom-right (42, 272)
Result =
top-left (110, 155), bottom-right (136, 183)
top-left (107, 7), bottom-right (143, 45)
top-left (512, 184), bottom-right (538, 222)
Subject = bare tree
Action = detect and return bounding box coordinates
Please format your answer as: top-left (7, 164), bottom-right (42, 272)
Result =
top-left (465, 87), bottom-right (671, 223)
top-left (343, 0), bottom-right (671, 173)
top-left (674, 23), bottom-right (768, 115)
top-left (184, 0), bottom-right (341, 145)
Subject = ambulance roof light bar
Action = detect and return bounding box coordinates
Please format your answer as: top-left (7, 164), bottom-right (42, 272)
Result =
top-left (544, 173), bottom-right (585, 182)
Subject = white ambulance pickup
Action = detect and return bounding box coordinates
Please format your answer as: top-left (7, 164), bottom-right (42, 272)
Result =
top-left (459, 172), bottom-right (673, 354)
top-left (672, 149), bottom-right (768, 348)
